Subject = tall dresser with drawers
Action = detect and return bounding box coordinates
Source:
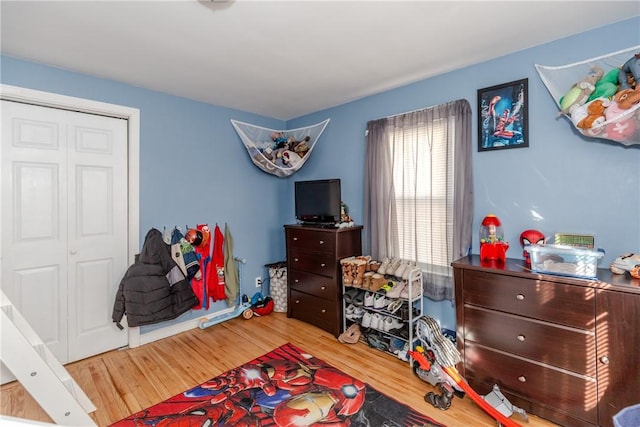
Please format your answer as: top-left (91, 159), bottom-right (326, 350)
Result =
top-left (284, 224), bottom-right (362, 337)
top-left (452, 255), bottom-right (640, 427)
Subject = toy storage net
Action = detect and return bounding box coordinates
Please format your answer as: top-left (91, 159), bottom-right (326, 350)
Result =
top-left (231, 118), bottom-right (330, 177)
top-left (535, 45), bottom-right (640, 146)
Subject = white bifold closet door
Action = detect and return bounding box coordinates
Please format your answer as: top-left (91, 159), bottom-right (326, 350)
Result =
top-left (1, 100), bottom-right (129, 375)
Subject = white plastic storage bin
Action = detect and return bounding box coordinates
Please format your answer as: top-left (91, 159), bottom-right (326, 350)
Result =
top-left (524, 244), bottom-right (604, 279)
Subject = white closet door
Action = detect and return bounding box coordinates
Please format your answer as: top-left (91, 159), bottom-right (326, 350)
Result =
top-left (1, 100), bottom-right (129, 365)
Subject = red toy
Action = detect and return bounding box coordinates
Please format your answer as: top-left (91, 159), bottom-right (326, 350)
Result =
top-left (519, 229), bottom-right (546, 267)
top-left (479, 214), bottom-right (509, 262)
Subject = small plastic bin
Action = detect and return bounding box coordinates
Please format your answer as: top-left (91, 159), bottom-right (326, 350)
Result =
top-left (524, 244), bottom-right (604, 279)
top-left (614, 404), bottom-right (640, 427)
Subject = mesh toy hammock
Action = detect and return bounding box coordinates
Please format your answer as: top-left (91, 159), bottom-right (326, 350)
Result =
top-left (535, 45), bottom-right (640, 146)
top-left (231, 118), bottom-right (330, 177)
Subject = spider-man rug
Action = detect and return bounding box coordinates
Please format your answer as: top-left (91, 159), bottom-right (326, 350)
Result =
top-left (110, 342), bottom-right (446, 427)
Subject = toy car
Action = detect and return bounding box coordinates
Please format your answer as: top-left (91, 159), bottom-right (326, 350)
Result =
top-left (610, 253), bottom-right (640, 279)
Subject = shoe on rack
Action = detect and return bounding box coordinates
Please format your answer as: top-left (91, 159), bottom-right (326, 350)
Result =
top-left (345, 303), bottom-right (356, 318)
top-left (364, 291), bottom-right (375, 307)
top-left (386, 258), bottom-right (401, 276)
top-left (385, 281), bottom-right (406, 299)
top-left (352, 306), bottom-right (365, 320)
top-left (367, 333), bottom-right (390, 351)
top-left (386, 299), bottom-right (404, 314)
top-left (394, 260), bottom-right (408, 278)
top-left (344, 288), bottom-right (359, 304)
top-left (371, 313), bottom-right (383, 330)
top-left (361, 311), bottom-right (372, 328)
top-left (373, 293), bottom-right (389, 309)
top-left (402, 261), bottom-right (417, 280)
top-left (352, 291), bottom-right (365, 306)
top-left (400, 279), bottom-right (423, 299)
top-left (390, 338), bottom-right (406, 354)
top-left (377, 258), bottom-right (391, 275)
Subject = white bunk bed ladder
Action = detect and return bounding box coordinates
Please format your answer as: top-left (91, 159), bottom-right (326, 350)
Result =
top-left (0, 290), bottom-right (97, 426)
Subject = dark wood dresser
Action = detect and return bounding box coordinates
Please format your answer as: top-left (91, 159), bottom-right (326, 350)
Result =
top-left (452, 255), bottom-right (640, 427)
top-left (284, 225), bottom-right (362, 337)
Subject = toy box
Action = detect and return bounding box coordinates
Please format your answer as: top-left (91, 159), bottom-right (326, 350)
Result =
top-left (524, 244), bottom-right (604, 279)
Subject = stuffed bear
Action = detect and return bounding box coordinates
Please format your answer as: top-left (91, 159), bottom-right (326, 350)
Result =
top-left (560, 66), bottom-right (604, 115)
top-left (576, 98), bottom-right (608, 135)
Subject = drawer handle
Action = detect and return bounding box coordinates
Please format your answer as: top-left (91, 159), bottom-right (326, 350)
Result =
top-left (321, 309), bottom-right (326, 313)
top-left (293, 237), bottom-right (299, 241)
top-left (516, 294), bottom-right (525, 301)
top-left (321, 286), bottom-right (326, 290)
top-left (319, 240), bottom-right (325, 245)
top-left (295, 300), bottom-right (300, 304)
top-left (599, 356), bottom-right (609, 365)
top-left (518, 376), bottom-right (527, 383)
top-left (294, 258), bottom-right (299, 262)
top-left (320, 263), bottom-right (326, 267)
top-left (294, 279), bottom-right (299, 284)
top-left (517, 334), bottom-right (526, 342)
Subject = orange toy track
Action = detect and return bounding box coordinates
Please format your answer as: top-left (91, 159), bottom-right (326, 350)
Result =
top-left (442, 366), bottom-right (522, 427)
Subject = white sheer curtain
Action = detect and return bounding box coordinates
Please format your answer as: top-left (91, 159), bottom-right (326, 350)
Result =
top-left (363, 99), bottom-right (473, 301)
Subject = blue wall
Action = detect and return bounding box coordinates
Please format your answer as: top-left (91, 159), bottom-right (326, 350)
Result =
top-left (2, 17), bottom-right (639, 332)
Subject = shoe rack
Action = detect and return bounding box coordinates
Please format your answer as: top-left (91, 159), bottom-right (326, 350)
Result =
top-left (340, 257), bottom-right (424, 363)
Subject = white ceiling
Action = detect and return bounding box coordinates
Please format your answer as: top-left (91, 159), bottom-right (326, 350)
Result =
top-left (2, 1), bottom-right (639, 120)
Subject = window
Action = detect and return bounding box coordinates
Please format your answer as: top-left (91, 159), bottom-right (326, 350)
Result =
top-left (364, 99), bottom-right (472, 301)
top-left (392, 116), bottom-right (454, 276)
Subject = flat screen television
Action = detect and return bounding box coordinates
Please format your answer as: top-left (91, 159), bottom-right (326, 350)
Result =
top-left (295, 179), bottom-right (341, 225)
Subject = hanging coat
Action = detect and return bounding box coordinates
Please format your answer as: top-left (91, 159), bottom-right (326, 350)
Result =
top-left (190, 224), bottom-right (211, 310)
top-left (207, 224), bottom-right (227, 302)
top-left (223, 223), bottom-right (239, 307)
top-left (112, 228), bottom-right (199, 328)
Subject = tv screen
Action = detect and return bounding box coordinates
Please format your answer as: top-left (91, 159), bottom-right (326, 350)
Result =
top-left (295, 179), bottom-right (341, 225)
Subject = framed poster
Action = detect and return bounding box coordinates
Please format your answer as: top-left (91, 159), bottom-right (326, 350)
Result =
top-left (478, 78), bottom-right (528, 152)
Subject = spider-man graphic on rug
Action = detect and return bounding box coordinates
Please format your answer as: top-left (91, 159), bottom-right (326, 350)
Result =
top-left (110, 342), bottom-right (446, 427)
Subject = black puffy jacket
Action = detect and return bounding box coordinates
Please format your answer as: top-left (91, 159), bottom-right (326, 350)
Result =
top-left (112, 228), bottom-right (199, 328)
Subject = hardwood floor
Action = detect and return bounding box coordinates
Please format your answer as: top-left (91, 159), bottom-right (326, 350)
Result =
top-left (1, 313), bottom-right (559, 426)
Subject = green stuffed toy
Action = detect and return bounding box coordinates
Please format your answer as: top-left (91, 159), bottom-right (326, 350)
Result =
top-left (559, 66), bottom-right (604, 115)
top-left (587, 67), bottom-right (619, 102)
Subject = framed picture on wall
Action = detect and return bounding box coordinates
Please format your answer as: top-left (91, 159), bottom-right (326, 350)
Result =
top-left (477, 78), bottom-right (528, 152)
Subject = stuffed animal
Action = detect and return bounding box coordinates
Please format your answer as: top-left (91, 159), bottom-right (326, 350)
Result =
top-left (281, 150), bottom-right (302, 167)
top-left (618, 53), bottom-right (640, 90)
top-left (576, 98), bottom-right (608, 135)
top-left (587, 67), bottom-right (620, 102)
top-left (270, 131), bottom-right (288, 149)
top-left (614, 87), bottom-right (640, 110)
top-left (560, 66), bottom-right (604, 115)
top-left (604, 99), bottom-right (636, 141)
top-left (287, 135), bottom-right (311, 154)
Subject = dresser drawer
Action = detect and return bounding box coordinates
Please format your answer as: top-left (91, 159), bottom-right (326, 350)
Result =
top-left (289, 289), bottom-right (338, 334)
top-left (464, 306), bottom-right (596, 376)
top-left (288, 269), bottom-right (337, 301)
top-left (463, 270), bottom-right (595, 328)
top-left (288, 251), bottom-right (336, 278)
top-left (287, 228), bottom-right (336, 254)
top-left (465, 343), bottom-right (597, 425)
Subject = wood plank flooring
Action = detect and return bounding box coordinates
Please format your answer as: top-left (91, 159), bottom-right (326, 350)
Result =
top-left (1, 313), bottom-right (559, 426)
